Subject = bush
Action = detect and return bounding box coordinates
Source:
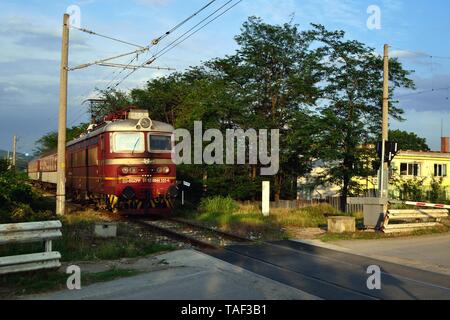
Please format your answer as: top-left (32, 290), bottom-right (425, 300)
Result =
top-left (0, 171), bottom-right (55, 223)
top-left (199, 196), bottom-right (239, 215)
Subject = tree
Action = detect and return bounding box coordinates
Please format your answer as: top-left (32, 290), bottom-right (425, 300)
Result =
top-left (389, 129), bottom-right (429, 151)
top-left (204, 17), bottom-right (324, 200)
top-left (311, 24), bottom-right (415, 211)
top-left (35, 123), bottom-right (89, 155)
top-left (91, 90), bottom-right (132, 121)
top-left (0, 159), bottom-right (9, 174)
top-left (36, 18), bottom-right (417, 206)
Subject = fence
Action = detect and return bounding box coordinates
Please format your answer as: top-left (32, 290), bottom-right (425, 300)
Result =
top-left (239, 197), bottom-right (363, 213)
top-left (0, 220), bottom-right (62, 275)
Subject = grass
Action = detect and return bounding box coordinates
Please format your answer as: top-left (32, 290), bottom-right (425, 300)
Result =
top-left (0, 267), bottom-right (141, 298)
top-left (180, 196), bottom-right (351, 240)
top-left (0, 209), bottom-right (174, 298)
top-left (179, 196), bottom-right (449, 241)
top-left (0, 211), bottom-right (175, 262)
top-left (318, 224), bottom-right (450, 242)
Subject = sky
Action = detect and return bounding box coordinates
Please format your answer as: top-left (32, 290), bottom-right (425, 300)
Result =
top-left (0, 0), bottom-right (450, 154)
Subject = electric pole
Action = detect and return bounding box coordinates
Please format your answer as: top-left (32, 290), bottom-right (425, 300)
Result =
top-left (379, 44), bottom-right (389, 198)
top-left (12, 135), bottom-right (17, 171)
top-left (56, 13), bottom-right (70, 216)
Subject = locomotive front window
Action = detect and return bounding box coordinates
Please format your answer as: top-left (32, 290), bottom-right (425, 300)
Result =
top-left (149, 135), bottom-right (172, 152)
top-left (113, 132), bottom-right (145, 153)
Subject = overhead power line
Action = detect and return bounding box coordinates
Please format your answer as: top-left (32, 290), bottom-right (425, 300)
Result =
top-left (154, 0), bottom-right (241, 61)
top-left (96, 62), bottom-right (175, 71)
top-left (151, 0), bottom-right (218, 45)
top-left (390, 46), bottom-right (450, 61)
top-left (111, 0), bottom-right (243, 89)
top-left (69, 0), bottom-right (218, 72)
top-left (395, 87), bottom-right (450, 98)
top-left (70, 25), bottom-right (145, 49)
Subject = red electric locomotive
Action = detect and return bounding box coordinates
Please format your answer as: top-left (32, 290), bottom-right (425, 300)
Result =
top-left (28, 108), bottom-right (178, 215)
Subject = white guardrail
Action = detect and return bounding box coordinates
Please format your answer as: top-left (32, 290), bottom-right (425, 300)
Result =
top-left (384, 200), bottom-right (449, 233)
top-left (0, 220), bottom-right (62, 275)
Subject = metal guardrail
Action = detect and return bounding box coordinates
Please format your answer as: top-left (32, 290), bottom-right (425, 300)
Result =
top-left (383, 209), bottom-right (448, 234)
top-left (0, 220), bottom-right (62, 275)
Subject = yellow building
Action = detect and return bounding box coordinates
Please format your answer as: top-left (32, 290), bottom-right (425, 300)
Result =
top-left (298, 138), bottom-right (450, 200)
top-left (388, 149), bottom-right (450, 199)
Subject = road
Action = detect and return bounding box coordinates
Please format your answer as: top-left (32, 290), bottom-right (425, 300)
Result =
top-left (327, 234), bottom-right (450, 275)
top-left (208, 240), bottom-right (450, 300)
top-left (25, 249), bottom-right (318, 300)
top-left (25, 239), bottom-right (450, 300)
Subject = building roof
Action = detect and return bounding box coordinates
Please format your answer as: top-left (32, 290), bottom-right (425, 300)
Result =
top-left (396, 150), bottom-right (450, 159)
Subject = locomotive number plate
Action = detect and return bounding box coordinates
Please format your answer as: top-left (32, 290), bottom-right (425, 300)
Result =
top-left (152, 178), bottom-right (171, 183)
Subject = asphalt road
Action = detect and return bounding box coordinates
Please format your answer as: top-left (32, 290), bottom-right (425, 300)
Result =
top-left (207, 240), bottom-right (450, 300)
top-left (25, 249), bottom-right (318, 300)
top-left (25, 240), bottom-right (450, 300)
top-left (329, 234), bottom-right (450, 275)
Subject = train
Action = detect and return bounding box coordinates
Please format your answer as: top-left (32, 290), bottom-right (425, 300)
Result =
top-left (28, 108), bottom-right (178, 215)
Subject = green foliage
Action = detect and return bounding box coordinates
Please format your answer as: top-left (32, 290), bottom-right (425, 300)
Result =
top-left (391, 174), bottom-right (426, 201)
top-left (91, 90), bottom-right (133, 120)
top-left (199, 196), bottom-right (239, 215)
top-left (0, 158), bottom-right (9, 174)
top-left (389, 129), bottom-right (430, 151)
top-left (0, 218), bottom-right (175, 264)
top-left (310, 24), bottom-right (414, 209)
top-left (0, 172), bottom-right (54, 223)
top-left (390, 173), bottom-right (449, 203)
top-left (428, 178), bottom-right (447, 203)
top-left (191, 202), bottom-right (345, 240)
top-left (34, 123), bottom-right (89, 155)
top-left (34, 17), bottom-right (416, 203)
top-left (0, 268), bottom-right (141, 297)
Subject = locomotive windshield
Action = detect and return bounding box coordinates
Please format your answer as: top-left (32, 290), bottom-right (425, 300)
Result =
top-left (149, 134), bottom-right (172, 151)
top-left (113, 132), bottom-right (145, 153)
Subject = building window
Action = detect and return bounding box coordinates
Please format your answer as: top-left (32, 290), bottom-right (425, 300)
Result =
top-left (400, 163), bottom-right (420, 176)
top-left (434, 164), bottom-right (447, 177)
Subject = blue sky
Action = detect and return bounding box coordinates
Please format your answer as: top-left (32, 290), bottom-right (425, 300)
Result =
top-left (0, 0), bottom-right (450, 153)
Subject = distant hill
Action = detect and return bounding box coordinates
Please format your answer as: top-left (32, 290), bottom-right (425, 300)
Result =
top-left (0, 149), bottom-right (34, 171)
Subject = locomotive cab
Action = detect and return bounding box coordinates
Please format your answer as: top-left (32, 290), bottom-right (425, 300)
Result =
top-left (66, 108), bottom-right (178, 215)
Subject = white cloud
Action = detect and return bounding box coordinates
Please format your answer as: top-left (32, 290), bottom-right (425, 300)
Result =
top-left (391, 50), bottom-right (429, 59)
top-left (392, 109), bottom-right (450, 151)
top-left (133, 0), bottom-right (171, 6)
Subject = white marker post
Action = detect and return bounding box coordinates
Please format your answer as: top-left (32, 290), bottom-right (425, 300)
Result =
top-left (182, 181), bottom-right (191, 206)
top-left (262, 181), bottom-right (270, 216)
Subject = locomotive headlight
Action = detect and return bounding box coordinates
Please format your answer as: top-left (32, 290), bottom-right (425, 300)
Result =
top-left (140, 118), bottom-right (152, 129)
top-left (156, 166), bottom-right (170, 174)
top-left (130, 167), bottom-right (138, 174)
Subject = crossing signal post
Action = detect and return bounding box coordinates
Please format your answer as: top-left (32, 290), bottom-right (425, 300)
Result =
top-left (377, 140), bottom-right (398, 199)
top-left (377, 141), bottom-right (398, 164)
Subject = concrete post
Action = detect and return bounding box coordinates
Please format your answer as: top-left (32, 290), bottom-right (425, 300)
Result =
top-left (262, 181), bottom-right (270, 216)
top-left (56, 14), bottom-right (70, 216)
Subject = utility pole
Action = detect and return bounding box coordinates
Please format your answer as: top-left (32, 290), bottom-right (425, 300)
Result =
top-left (12, 135), bottom-right (17, 171)
top-left (379, 44), bottom-right (389, 198)
top-left (56, 13), bottom-right (70, 216)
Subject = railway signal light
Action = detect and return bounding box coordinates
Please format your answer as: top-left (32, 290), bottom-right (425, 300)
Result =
top-left (377, 141), bottom-right (398, 164)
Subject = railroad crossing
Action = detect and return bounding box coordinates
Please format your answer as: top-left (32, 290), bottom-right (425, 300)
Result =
top-left (24, 239), bottom-right (450, 300)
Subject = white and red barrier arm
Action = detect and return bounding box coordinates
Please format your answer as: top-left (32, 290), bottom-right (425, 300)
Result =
top-left (394, 200), bottom-right (450, 210)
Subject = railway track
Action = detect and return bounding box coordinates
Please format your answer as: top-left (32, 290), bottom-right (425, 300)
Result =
top-left (135, 217), bottom-right (253, 249)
